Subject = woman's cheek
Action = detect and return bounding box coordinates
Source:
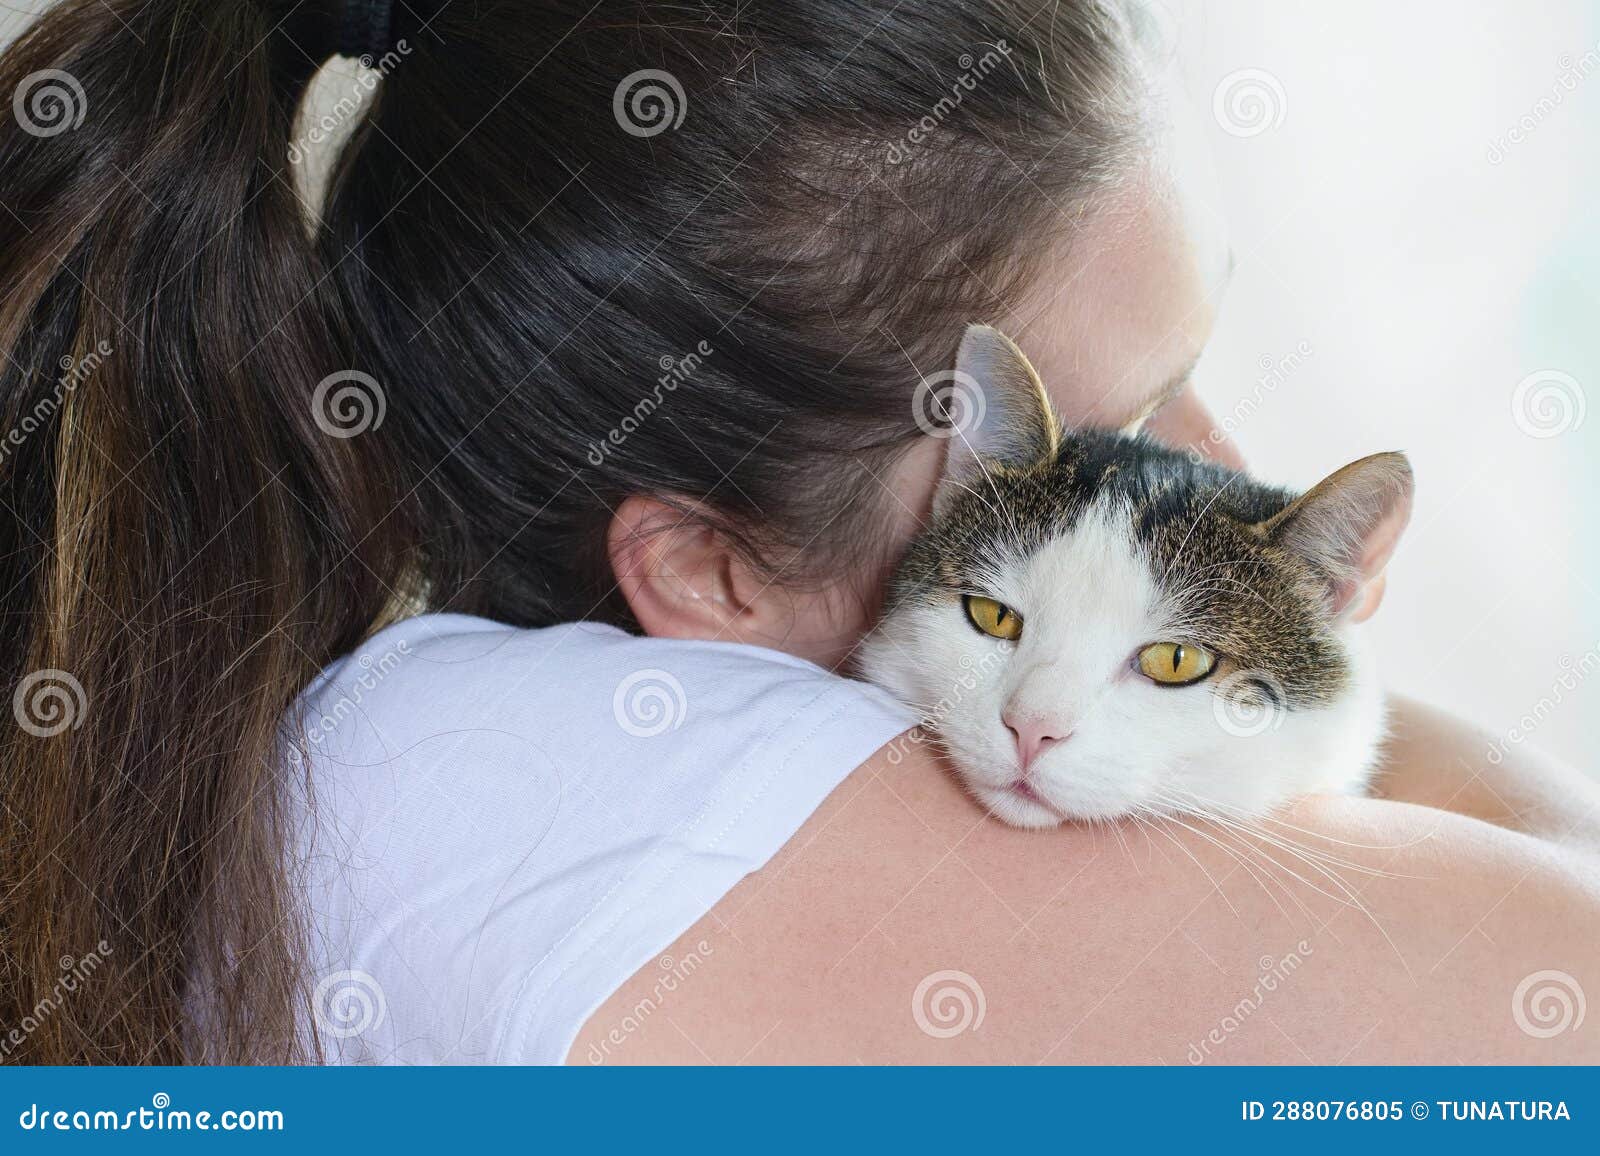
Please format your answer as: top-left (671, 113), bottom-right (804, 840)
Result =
top-left (1142, 384), bottom-right (1246, 469)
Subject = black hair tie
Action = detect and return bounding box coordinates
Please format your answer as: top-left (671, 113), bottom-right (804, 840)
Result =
top-left (338, 0), bottom-right (399, 62)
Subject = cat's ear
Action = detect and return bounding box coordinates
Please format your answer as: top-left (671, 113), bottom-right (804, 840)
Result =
top-left (1257, 452), bottom-right (1414, 619)
top-left (933, 325), bottom-right (1059, 512)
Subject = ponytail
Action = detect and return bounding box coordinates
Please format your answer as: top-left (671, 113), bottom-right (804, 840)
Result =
top-left (0, 0), bottom-right (402, 1062)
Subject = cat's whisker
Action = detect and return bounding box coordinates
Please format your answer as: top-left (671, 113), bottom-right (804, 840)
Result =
top-left (1127, 811), bottom-right (1164, 863)
top-left (1215, 802), bottom-right (1441, 863)
top-left (1147, 790), bottom-right (1353, 906)
top-left (1167, 788), bottom-right (1405, 871)
top-left (1157, 790), bottom-right (1410, 967)
top-left (1159, 788), bottom-right (1374, 880)
top-left (1147, 800), bottom-right (1332, 925)
top-left (1126, 811), bottom-right (1243, 918)
top-left (1190, 808), bottom-right (1369, 916)
top-left (1139, 805), bottom-right (1301, 923)
top-left (1106, 813), bottom-right (1140, 871)
top-left (1175, 793), bottom-right (1419, 874)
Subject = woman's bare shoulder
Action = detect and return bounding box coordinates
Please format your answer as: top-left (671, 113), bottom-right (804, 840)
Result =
top-left (572, 738), bottom-right (1600, 1064)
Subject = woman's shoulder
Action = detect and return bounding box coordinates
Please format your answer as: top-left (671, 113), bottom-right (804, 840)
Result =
top-left (291, 613), bottom-right (915, 1064)
top-left (577, 740), bottom-right (1600, 1064)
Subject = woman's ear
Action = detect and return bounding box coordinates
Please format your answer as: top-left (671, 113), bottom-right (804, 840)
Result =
top-left (609, 495), bottom-right (757, 642)
top-left (609, 495), bottom-right (874, 667)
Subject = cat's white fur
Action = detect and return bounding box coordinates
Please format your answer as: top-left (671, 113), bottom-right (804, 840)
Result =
top-left (860, 495), bottom-right (1387, 828)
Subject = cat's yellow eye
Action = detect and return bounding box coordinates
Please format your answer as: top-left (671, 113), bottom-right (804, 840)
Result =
top-left (1136, 641), bottom-right (1216, 686)
top-left (964, 595), bottom-right (1023, 641)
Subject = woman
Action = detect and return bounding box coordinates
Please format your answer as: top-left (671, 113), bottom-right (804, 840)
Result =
top-left (0, 0), bottom-right (1594, 1064)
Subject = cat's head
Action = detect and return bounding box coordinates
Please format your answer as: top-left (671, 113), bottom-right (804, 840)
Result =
top-left (861, 325), bottom-right (1413, 825)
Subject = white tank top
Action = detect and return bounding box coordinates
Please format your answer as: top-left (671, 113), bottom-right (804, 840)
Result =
top-left (289, 613), bottom-right (913, 1063)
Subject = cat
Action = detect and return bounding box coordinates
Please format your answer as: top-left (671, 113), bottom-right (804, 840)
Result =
top-left (859, 325), bottom-right (1413, 828)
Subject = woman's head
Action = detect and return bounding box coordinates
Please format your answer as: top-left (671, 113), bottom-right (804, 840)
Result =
top-left (607, 161), bottom-right (1241, 666)
top-left (0, 0), bottom-right (1212, 1061)
top-left (327, 0), bottom-right (1167, 658)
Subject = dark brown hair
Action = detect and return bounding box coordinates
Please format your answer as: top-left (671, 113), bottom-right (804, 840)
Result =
top-left (0, 0), bottom-right (1137, 1062)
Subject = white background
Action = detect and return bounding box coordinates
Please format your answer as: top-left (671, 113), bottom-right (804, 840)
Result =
top-left (1165, 0), bottom-right (1599, 770)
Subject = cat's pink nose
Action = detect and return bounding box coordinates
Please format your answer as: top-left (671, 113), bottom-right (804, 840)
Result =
top-left (1003, 711), bottom-right (1068, 771)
